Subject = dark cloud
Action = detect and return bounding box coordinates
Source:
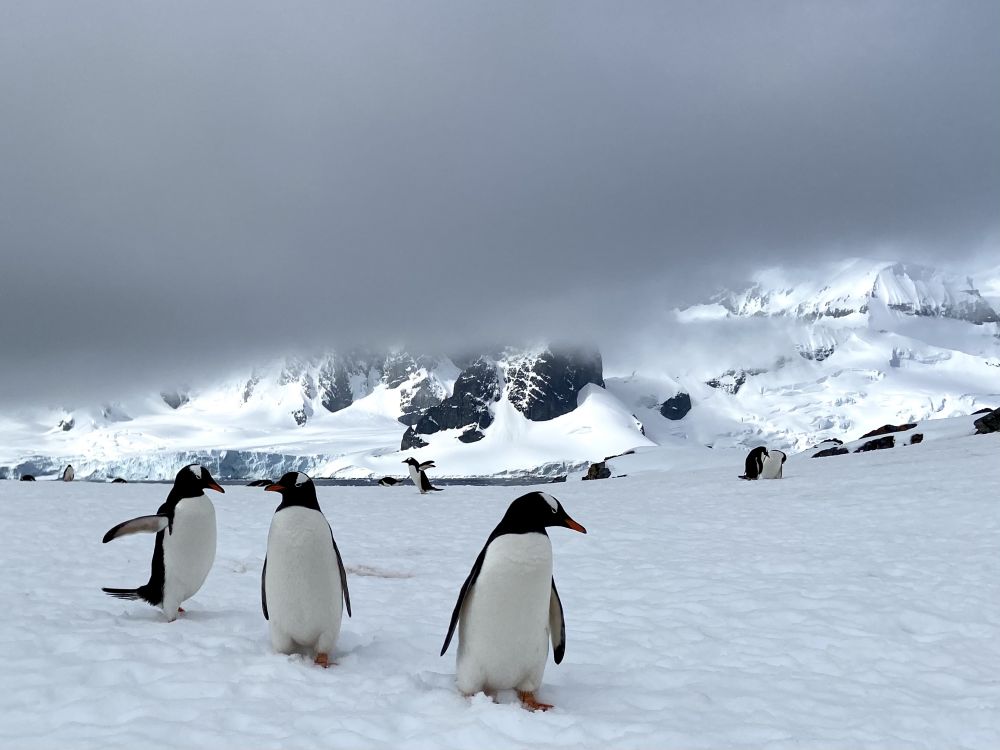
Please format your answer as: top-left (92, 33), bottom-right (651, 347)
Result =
top-left (1, 1), bottom-right (997, 403)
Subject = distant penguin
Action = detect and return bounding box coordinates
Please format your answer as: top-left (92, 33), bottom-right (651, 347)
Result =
top-left (402, 457), bottom-right (442, 493)
top-left (62, 465), bottom-right (75, 482)
top-left (20, 474), bottom-right (36, 482)
top-left (441, 491), bottom-right (586, 711)
top-left (739, 446), bottom-right (769, 480)
top-left (101, 464), bottom-right (224, 621)
top-left (377, 476), bottom-right (400, 486)
top-left (262, 472), bottom-right (351, 667)
top-left (760, 449), bottom-right (787, 479)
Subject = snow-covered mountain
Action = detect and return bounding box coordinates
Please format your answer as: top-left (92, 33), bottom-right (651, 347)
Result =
top-left (1, 259), bottom-right (997, 480)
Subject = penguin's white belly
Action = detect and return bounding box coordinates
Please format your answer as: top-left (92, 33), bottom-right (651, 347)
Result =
top-left (408, 465), bottom-right (420, 488)
top-left (265, 507), bottom-right (343, 652)
top-left (162, 495), bottom-right (217, 608)
top-left (457, 533), bottom-right (553, 695)
top-left (761, 451), bottom-right (785, 479)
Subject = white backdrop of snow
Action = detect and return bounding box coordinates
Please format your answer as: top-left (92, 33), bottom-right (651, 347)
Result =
top-left (1, 430), bottom-right (999, 749)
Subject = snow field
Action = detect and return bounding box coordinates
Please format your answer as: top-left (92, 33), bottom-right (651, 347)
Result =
top-left (1, 433), bottom-right (999, 749)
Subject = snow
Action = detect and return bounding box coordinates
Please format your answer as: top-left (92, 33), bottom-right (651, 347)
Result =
top-left (2, 431), bottom-right (999, 749)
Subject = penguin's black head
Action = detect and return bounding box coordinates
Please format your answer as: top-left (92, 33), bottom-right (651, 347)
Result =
top-left (402, 458), bottom-right (420, 468)
top-left (265, 471), bottom-right (321, 511)
top-left (173, 463), bottom-right (225, 497)
top-left (496, 491), bottom-right (587, 536)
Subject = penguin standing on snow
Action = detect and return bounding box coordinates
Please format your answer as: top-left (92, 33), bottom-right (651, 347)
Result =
top-left (441, 491), bottom-right (586, 711)
top-left (402, 457), bottom-right (442, 493)
top-left (102, 464), bottom-right (224, 621)
top-left (739, 446), bottom-right (769, 480)
top-left (262, 472), bottom-right (351, 667)
top-left (760, 449), bottom-right (787, 479)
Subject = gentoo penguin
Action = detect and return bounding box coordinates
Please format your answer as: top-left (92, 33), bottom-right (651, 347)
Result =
top-left (760, 449), bottom-right (787, 479)
top-left (441, 491), bottom-right (586, 711)
top-left (20, 474), bottom-right (36, 481)
top-left (62, 464), bottom-right (75, 482)
top-left (739, 446), bottom-right (769, 480)
top-left (377, 476), bottom-right (400, 486)
top-left (262, 472), bottom-right (351, 667)
top-left (402, 457), bottom-right (442, 493)
top-left (101, 464), bottom-right (224, 621)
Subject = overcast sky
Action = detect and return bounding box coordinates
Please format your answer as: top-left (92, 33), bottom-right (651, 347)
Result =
top-left (1, 1), bottom-right (998, 404)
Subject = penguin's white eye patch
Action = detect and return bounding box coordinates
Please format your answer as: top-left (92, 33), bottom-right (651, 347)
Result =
top-left (539, 492), bottom-right (559, 512)
top-left (294, 472), bottom-right (308, 487)
top-left (189, 465), bottom-right (203, 479)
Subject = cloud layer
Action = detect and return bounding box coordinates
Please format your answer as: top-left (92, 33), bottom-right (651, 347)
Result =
top-left (1, 1), bottom-right (997, 403)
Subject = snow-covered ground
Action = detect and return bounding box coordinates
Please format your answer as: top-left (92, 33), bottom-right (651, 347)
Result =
top-left (2, 431), bottom-right (998, 749)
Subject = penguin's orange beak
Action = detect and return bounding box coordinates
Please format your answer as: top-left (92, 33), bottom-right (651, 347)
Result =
top-left (206, 481), bottom-right (225, 493)
top-left (564, 516), bottom-right (587, 534)
top-left (264, 484), bottom-right (283, 493)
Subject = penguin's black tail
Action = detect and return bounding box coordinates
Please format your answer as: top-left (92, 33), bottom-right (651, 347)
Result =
top-left (102, 587), bottom-right (141, 601)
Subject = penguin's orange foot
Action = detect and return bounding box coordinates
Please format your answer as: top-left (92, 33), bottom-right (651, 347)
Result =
top-left (517, 691), bottom-right (553, 712)
top-left (314, 653), bottom-right (331, 668)
top-left (177, 607), bottom-right (185, 613)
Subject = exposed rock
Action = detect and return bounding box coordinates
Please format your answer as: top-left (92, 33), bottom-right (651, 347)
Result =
top-left (603, 449), bottom-right (636, 460)
top-left (161, 390), bottom-right (190, 410)
top-left (659, 393), bottom-right (692, 420)
top-left (505, 348), bottom-right (604, 422)
top-left (383, 352), bottom-right (419, 389)
top-left (909, 433), bottom-right (924, 444)
top-left (414, 358), bottom-right (502, 436)
top-left (812, 446), bottom-right (849, 458)
top-left (242, 371), bottom-right (261, 403)
top-left (291, 408), bottom-right (309, 426)
top-left (973, 407), bottom-right (1000, 434)
top-left (318, 359), bottom-right (354, 413)
top-left (797, 345), bottom-right (835, 362)
top-left (705, 368), bottom-right (766, 395)
top-left (101, 404), bottom-right (132, 423)
top-left (57, 418), bottom-right (74, 432)
top-left (549, 475), bottom-right (567, 483)
top-left (855, 435), bottom-right (895, 452)
top-left (401, 427), bottom-right (429, 450)
top-left (458, 429), bottom-right (485, 443)
top-left (582, 461), bottom-right (612, 480)
top-left (858, 423), bottom-right (916, 439)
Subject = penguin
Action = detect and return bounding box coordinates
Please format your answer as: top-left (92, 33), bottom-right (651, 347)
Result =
top-left (739, 446), bottom-right (769, 480)
top-left (377, 476), bottom-right (400, 486)
top-left (111, 477), bottom-right (128, 484)
top-left (441, 491), bottom-right (586, 711)
top-left (101, 463), bottom-right (224, 621)
top-left (760, 449), bottom-right (787, 479)
top-left (262, 472), bottom-right (351, 667)
top-left (402, 457), bottom-right (442, 493)
top-left (62, 464), bottom-right (75, 482)
top-left (20, 474), bottom-right (36, 481)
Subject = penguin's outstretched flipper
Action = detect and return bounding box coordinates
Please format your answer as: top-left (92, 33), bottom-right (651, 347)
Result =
top-left (101, 587), bottom-right (142, 601)
top-left (102, 515), bottom-right (169, 543)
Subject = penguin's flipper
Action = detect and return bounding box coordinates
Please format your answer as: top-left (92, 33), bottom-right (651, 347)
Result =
top-left (549, 578), bottom-right (566, 664)
top-left (440, 543), bottom-right (489, 656)
top-left (329, 525), bottom-right (351, 618)
top-left (102, 515), bottom-right (169, 543)
top-left (261, 557), bottom-right (269, 620)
